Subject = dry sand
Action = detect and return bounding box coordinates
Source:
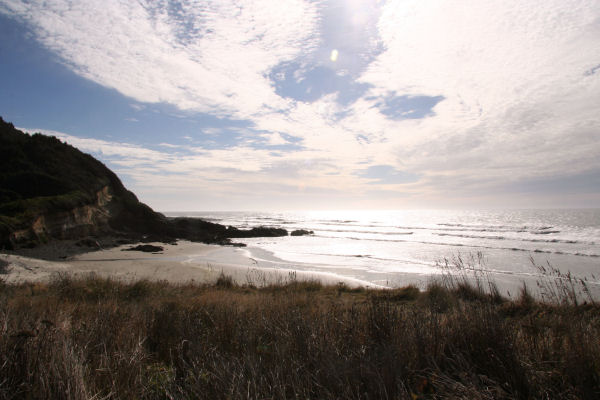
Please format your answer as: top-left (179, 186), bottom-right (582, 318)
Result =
top-left (0, 240), bottom-right (374, 287)
top-left (3, 241), bottom-right (591, 299)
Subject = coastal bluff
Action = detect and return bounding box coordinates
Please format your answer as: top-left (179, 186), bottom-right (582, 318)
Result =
top-left (0, 117), bottom-right (286, 250)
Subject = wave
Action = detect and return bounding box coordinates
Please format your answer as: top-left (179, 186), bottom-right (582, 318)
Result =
top-left (316, 219), bottom-right (357, 224)
top-left (197, 217), bottom-right (222, 222)
top-left (280, 220), bottom-right (558, 235)
top-left (435, 233), bottom-right (506, 240)
top-left (312, 235), bottom-right (600, 258)
top-left (314, 222), bottom-right (394, 229)
top-left (310, 223), bottom-right (532, 234)
top-left (433, 232), bottom-right (592, 245)
top-left (315, 228), bottom-right (413, 236)
top-left (228, 218), bottom-right (593, 250)
top-left (243, 219), bottom-right (292, 225)
top-left (309, 224), bottom-right (562, 237)
top-left (436, 223), bottom-right (558, 234)
top-left (302, 251), bottom-right (436, 267)
top-left (306, 223), bottom-right (554, 235)
top-left (438, 222), bottom-right (554, 230)
top-left (432, 226), bottom-right (561, 235)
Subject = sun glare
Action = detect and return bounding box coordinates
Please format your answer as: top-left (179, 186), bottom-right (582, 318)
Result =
top-left (330, 49), bottom-right (339, 62)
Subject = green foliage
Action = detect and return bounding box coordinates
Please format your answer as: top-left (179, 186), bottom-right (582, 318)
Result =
top-left (0, 117), bottom-right (127, 243)
top-left (0, 116), bottom-right (293, 248)
top-left (0, 117), bottom-right (121, 202)
top-left (0, 117), bottom-right (173, 247)
top-left (0, 190), bottom-right (92, 218)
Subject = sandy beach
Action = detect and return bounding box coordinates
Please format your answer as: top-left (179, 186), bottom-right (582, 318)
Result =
top-left (0, 240), bottom-right (379, 287)
top-left (4, 238), bottom-right (594, 298)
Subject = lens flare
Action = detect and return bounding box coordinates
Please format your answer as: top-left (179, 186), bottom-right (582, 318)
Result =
top-left (330, 49), bottom-right (339, 62)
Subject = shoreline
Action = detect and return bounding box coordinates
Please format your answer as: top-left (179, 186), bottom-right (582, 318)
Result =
top-left (0, 240), bottom-right (382, 288)
top-left (3, 238), bottom-right (599, 300)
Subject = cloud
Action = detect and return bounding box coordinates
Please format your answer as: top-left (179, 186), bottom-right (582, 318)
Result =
top-left (356, 0), bottom-right (600, 185)
top-left (129, 103), bottom-right (145, 111)
top-left (357, 165), bottom-right (420, 185)
top-left (1, 0), bottom-right (319, 119)
top-left (25, 127), bottom-right (362, 199)
top-left (3, 0), bottom-right (600, 208)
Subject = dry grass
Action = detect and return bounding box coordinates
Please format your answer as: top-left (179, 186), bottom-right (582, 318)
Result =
top-left (0, 267), bottom-right (599, 399)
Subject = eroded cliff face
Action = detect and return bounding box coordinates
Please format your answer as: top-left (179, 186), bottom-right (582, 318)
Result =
top-left (9, 186), bottom-right (114, 245)
top-left (1, 117), bottom-right (290, 250)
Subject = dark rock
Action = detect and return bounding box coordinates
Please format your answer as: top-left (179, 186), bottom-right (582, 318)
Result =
top-left (0, 259), bottom-right (9, 274)
top-left (227, 226), bottom-right (288, 238)
top-left (0, 116), bottom-right (168, 248)
top-left (122, 244), bottom-right (164, 253)
top-left (0, 117), bottom-right (294, 250)
top-left (75, 238), bottom-right (101, 248)
top-left (290, 229), bottom-right (314, 236)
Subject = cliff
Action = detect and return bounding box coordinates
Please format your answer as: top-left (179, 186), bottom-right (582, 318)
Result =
top-left (0, 117), bottom-right (286, 250)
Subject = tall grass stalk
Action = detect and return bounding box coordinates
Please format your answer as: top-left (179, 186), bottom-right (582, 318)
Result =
top-left (0, 270), bottom-right (599, 399)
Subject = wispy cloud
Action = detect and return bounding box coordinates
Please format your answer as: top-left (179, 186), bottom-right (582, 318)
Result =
top-left (27, 128), bottom-right (364, 206)
top-left (1, 0), bottom-right (319, 119)
top-left (3, 0), bottom-right (600, 209)
top-left (360, 0), bottom-right (600, 179)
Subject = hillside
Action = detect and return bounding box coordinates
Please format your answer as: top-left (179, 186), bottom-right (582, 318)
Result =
top-left (0, 117), bottom-right (286, 250)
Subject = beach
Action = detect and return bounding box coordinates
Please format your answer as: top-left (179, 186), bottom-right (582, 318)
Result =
top-left (2, 209), bottom-right (600, 299)
top-left (4, 237), bottom-right (596, 300)
top-left (0, 240), bottom-right (379, 288)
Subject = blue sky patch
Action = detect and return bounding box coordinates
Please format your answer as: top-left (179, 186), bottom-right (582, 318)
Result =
top-left (584, 63), bottom-right (600, 76)
top-left (0, 14), bottom-right (255, 150)
top-left (1, 1), bottom-right (598, 210)
top-left (374, 93), bottom-right (444, 120)
top-left (269, 62), bottom-right (371, 105)
top-left (266, 0), bottom-right (383, 107)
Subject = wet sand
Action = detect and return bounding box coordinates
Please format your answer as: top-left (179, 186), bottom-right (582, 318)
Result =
top-left (0, 240), bottom-right (379, 287)
top-left (4, 240), bottom-right (588, 299)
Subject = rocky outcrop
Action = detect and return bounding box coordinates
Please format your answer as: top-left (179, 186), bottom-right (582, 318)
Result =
top-left (227, 226), bottom-right (288, 238)
top-left (0, 117), bottom-right (291, 250)
top-left (291, 229), bottom-right (314, 236)
top-left (8, 186), bottom-right (113, 246)
top-left (123, 244), bottom-right (164, 253)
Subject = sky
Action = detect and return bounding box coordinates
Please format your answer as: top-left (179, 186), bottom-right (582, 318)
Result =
top-left (1, 0), bottom-right (599, 211)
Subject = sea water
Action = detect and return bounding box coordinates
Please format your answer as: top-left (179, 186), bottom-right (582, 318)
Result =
top-left (166, 209), bottom-right (600, 293)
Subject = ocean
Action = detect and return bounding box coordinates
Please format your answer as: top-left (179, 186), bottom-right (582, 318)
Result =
top-left (166, 209), bottom-right (600, 294)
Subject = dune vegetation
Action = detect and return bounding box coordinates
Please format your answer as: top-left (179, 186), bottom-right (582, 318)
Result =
top-left (1, 263), bottom-right (599, 400)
